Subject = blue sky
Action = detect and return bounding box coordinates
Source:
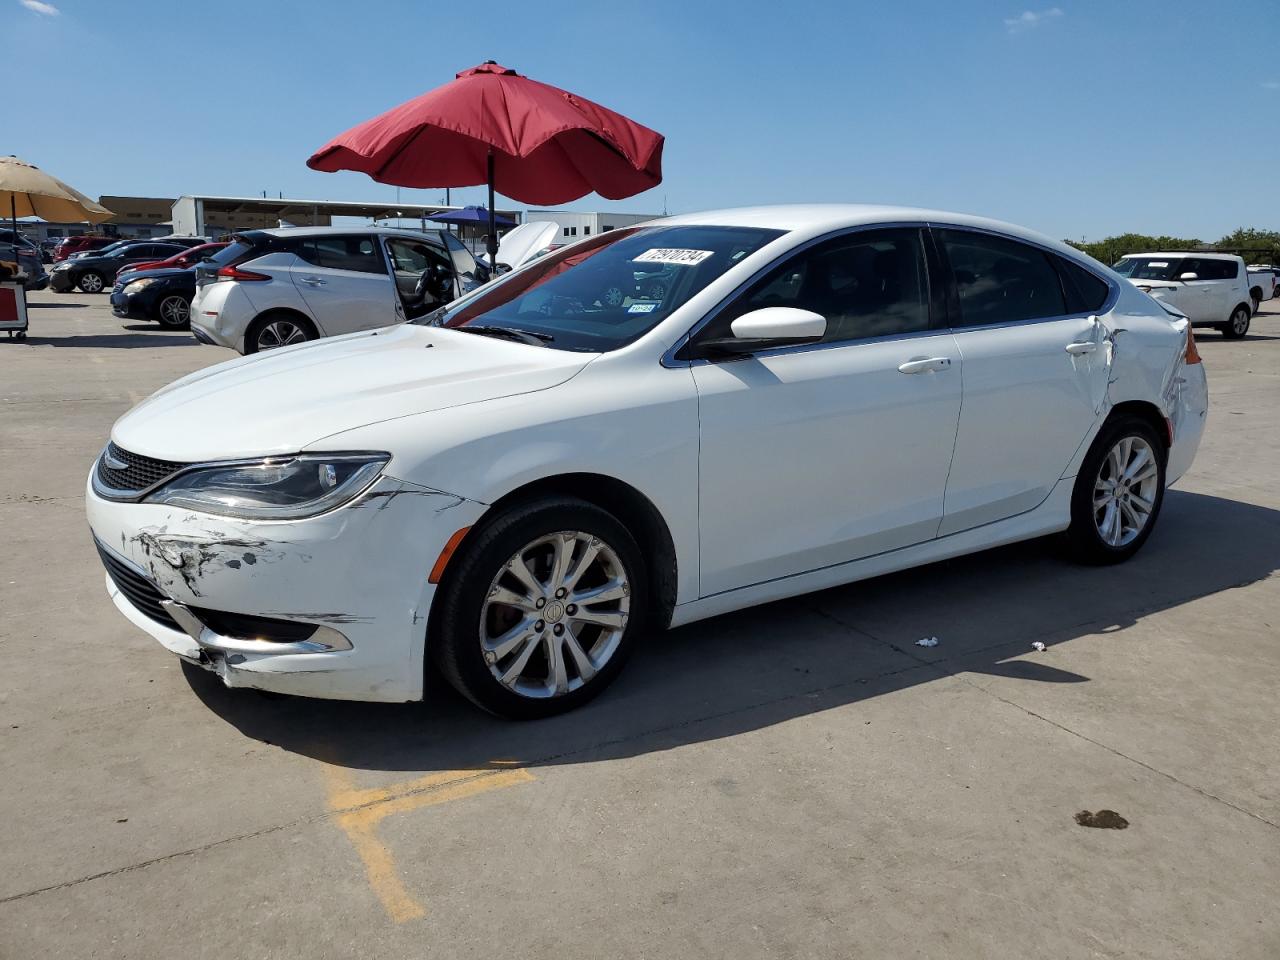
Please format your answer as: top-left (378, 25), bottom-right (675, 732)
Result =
top-left (5, 0), bottom-right (1278, 242)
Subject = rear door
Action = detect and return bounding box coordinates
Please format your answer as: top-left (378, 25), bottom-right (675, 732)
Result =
top-left (934, 227), bottom-right (1110, 535)
top-left (291, 234), bottom-right (397, 334)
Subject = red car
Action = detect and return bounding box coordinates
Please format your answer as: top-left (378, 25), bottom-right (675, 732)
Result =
top-left (115, 242), bottom-right (228, 280)
top-left (53, 236), bottom-right (114, 262)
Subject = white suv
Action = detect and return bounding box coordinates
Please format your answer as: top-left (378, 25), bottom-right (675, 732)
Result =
top-left (190, 227), bottom-right (488, 353)
top-left (1112, 252), bottom-right (1253, 339)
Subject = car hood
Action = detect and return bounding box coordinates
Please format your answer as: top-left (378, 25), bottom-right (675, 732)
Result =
top-left (110, 323), bottom-right (596, 462)
top-left (119, 267), bottom-right (192, 282)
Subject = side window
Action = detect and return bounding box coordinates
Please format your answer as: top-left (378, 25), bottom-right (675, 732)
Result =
top-left (1178, 258), bottom-right (1204, 280)
top-left (1199, 259), bottom-right (1237, 281)
top-left (386, 239), bottom-right (450, 275)
top-left (701, 228), bottom-right (930, 344)
top-left (1055, 255), bottom-right (1111, 313)
top-left (302, 235), bottom-right (385, 274)
top-left (939, 230), bottom-right (1066, 326)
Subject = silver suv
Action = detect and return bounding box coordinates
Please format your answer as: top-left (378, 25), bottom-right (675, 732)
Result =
top-left (190, 227), bottom-right (488, 353)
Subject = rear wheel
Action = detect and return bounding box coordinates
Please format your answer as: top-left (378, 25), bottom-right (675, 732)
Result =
top-left (432, 497), bottom-right (647, 719)
top-left (1066, 416), bottom-right (1166, 564)
top-left (244, 312), bottom-right (317, 353)
top-left (1222, 305), bottom-right (1251, 339)
top-left (77, 271), bottom-right (104, 294)
top-left (155, 294), bottom-right (191, 329)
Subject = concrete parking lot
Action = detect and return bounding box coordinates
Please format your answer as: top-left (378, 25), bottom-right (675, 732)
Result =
top-left (1, 290), bottom-right (1277, 959)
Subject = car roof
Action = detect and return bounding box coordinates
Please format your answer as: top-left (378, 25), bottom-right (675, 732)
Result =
top-left (253, 225), bottom-right (444, 239)
top-left (1119, 251), bottom-right (1240, 260)
top-left (645, 204), bottom-right (1086, 258)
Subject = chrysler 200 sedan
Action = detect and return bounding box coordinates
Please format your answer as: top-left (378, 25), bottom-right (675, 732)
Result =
top-left (86, 206), bottom-right (1208, 719)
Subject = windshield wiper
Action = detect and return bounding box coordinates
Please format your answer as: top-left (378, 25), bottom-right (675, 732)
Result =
top-left (459, 324), bottom-right (555, 346)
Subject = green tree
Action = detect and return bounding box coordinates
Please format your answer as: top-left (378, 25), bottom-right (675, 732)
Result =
top-left (1065, 233), bottom-right (1201, 268)
top-left (1216, 227), bottom-right (1280, 264)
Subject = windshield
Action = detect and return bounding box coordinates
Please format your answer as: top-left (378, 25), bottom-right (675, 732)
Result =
top-left (423, 224), bottom-right (784, 351)
top-left (1112, 257), bottom-right (1182, 281)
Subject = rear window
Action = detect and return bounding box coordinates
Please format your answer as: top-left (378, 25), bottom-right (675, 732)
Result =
top-left (205, 240), bottom-right (255, 267)
top-left (1055, 256), bottom-right (1111, 312)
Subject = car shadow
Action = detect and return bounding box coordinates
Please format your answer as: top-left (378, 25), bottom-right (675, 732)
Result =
top-left (185, 490), bottom-right (1280, 773)
top-left (16, 333), bottom-right (197, 348)
top-left (27, 301), bottom-right (92, 309)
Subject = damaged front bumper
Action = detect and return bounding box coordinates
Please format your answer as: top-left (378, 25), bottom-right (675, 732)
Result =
top-left (86, 472), bottom-right (487, 702)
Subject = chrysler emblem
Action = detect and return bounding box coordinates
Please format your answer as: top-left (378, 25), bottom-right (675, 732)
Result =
top-left (102, 451), bottom-right (128, 471)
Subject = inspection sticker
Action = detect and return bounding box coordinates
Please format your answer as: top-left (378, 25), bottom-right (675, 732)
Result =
top-left (633, 248), bottom-right (714, 266)
top-left (627, 302), bottom-right (658, 314)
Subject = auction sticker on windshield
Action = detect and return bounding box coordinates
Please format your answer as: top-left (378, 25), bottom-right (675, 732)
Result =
top-left (633, 248), bottom-right (714, 266)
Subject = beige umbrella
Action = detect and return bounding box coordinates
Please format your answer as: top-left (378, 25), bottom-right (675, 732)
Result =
top-left (0, 156), bottom-right (114, 242)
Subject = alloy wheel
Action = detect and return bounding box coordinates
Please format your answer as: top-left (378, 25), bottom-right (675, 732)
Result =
top-left (1231, 307), bottom-right (1250, 336)
top-left (79, 272), bottom-right (103, 293)
top-left (1093, 435), bottom-right (1159, 547)
top-left (158, 296), bottom-right (189, 327)
top-left (479, 531), bottom-right (631, 699)
top-left (257, 319), bottom-right (308, 350)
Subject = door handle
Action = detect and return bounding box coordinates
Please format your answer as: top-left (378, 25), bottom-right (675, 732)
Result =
top-left (299, 275), bottom-right (326, 286)
top-left (1065, 341), bottom-right (1097, 355)
top-left (897, 356), bottom-right (953, 374)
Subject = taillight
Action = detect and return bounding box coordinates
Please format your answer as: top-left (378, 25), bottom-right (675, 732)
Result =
top-left (216, 265), bottom-right (269, 281)
top-left (1184, 325), bottom-right (1201, 365)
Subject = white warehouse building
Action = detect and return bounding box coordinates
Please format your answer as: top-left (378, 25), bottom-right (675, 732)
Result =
top-left (526, 209), bottom-right (663, 242)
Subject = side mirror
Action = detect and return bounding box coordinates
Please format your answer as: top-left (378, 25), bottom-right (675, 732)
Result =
top-left (1179, 272), bottom-right (1199, 281)
top-left (696, 307), bottom-right (826, 357)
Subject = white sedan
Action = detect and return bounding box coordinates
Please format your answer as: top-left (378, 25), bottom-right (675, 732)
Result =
top-left (86, 205), bottom-right (1208, 718)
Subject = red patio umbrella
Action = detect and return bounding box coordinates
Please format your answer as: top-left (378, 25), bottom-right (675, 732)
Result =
top-left (307, 61), bottom-right (664, 263)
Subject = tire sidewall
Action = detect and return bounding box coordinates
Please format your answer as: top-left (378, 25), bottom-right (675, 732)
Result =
top-left (1225, 306), bottom-right (1250, 339)
top-left (1069, 416), bottom-right (1167, 563)
top-left (78, 271), bottom-right (104, 293)
top-left (432, 497), bottom-right (648, 719)
top-left (244, 312), bottom-right (316, 355)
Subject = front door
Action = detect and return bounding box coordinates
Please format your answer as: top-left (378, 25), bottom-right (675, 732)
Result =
top-left (933, 228), bottom-right (1110, 535)
top-left (688, 228), bottom-right (963, 597)
top-left (291, 234), bottom-right (397, 335)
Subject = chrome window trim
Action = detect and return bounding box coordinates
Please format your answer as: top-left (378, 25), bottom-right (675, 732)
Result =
top-left (661, 219), bottom-right (1122, 368)
top-left (91, 447), bottom-right (388, 504)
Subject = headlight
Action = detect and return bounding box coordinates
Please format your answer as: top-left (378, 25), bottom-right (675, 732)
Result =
top-left (52, 262), bottom-right (70, 271)
top-left (125, 277), bottom-right (158, 293)
top-left (144, 453), bottom-right (389, 519)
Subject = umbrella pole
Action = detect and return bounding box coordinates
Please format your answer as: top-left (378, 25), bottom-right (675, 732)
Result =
top-left (486, 150), bottom-right (497, 266)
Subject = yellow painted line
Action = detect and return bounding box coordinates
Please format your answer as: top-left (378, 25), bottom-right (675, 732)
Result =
top-left (323, 765), bottom-right (535, 923)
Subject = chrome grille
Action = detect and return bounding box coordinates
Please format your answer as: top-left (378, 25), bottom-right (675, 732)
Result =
top-left (95, 442), bottom-right (189, 495)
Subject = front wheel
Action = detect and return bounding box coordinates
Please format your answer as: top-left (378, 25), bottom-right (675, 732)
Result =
top-left (155, 294), bottom-right (191, 329)
top-left (432, 497), bottom-right (647, 719)
top-left (1066, 416), bottom-right (1166, 564)
top-left (1222, 305), bottom-right (1251, 339)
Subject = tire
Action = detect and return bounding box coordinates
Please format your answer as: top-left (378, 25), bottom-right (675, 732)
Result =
top-left (1250, 294), bottom-right (1261, 315)
top-left (155, 294), bottom-right (191, 329)
top-left (431, 496), bottom-right (648, 719)
top-left (243, 312), bottom-right (317, 354)
top-left (1222, 304), bottom-right (1251, 339)
top-left (1066, 415), bottom-right (1166, 564)
top-left (77, 271), bottom-right (105, 294)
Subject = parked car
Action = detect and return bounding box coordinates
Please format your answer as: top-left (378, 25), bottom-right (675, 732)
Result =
top-left (116, 242), bottom-right (227, 281)
top-left (0, 229), bottom-right (49, 290)
top-left (54, 235), bottom-right (115, 261)
top-left (190, 227), bottom-right (488, 353)
top-left (1112, 252), bottom-right (1254, 338)
top-left (109, 267), bottom-right (197, 328)
top-left (1246, 264), bottom-right (1279, 310)
top-left (49, 241), bottom-right (191, 293)
top-left (87, 205), bottom-right (1208, 718)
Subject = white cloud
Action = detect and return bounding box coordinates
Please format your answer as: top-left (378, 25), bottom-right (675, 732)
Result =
top-left (19, 0), bottom-right (60, 15)
top-left (1262, 81), bottom-right (1280, 90)
top-left (1005, 7), bottom-right (1063, 33)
